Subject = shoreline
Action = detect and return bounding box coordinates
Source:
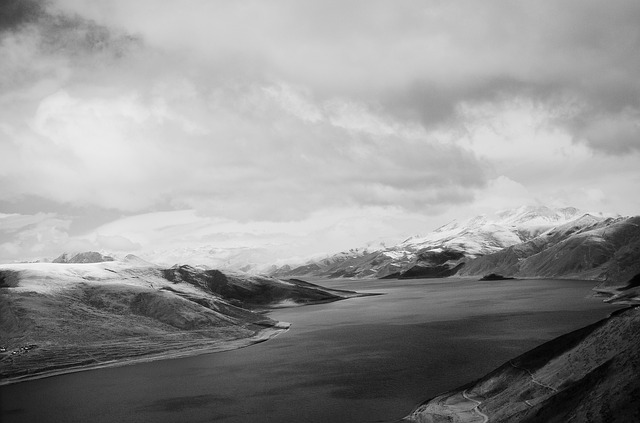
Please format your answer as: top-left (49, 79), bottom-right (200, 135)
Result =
top-left (402, 304), bottom-right (639, 422)
top-left (0, 321), bottom-right (290, 387)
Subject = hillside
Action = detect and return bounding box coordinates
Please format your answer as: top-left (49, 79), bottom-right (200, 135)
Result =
top-left (403, 283), bottom-right (640, 423)
top-left (0, 259), bottom-right (367, 384)
top-left (459, 215), bottom-right (640, 284)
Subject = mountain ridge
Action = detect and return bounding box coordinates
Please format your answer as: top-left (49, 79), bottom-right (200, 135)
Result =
top-left (268, 206), bottom-right (637, 282)
top-left (459, 215), bottom-right (640, 285)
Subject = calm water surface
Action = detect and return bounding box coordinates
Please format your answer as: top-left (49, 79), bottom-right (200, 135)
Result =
top-left (0, 278), bottom-right (621, 423)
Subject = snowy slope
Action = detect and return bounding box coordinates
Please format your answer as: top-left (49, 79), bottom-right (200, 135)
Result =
top-left (270, 206), bottom-right (594, 279)
top-left (399, 205), bottom-right (584, 255)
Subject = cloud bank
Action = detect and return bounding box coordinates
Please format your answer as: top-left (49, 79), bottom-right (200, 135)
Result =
top-left (1, 0), bottom-right (639, 262)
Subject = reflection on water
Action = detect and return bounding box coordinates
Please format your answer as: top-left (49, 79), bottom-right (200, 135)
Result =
top-left (0, 278), bottom-right (621, 423)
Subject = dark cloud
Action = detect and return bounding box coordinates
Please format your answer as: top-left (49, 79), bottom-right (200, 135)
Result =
top-left (0, 0), bottom-right (46, 33)
top-left (40, 13), bottom-right (140, 58)
top-left (573, 112), bottom-right (640, 155)
top-left (1, 0), bottom-right (141, 61)
top-left (0, 1), bottom-right (142, 99)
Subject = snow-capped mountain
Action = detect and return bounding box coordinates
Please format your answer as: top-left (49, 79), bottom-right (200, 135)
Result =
top-left (459, 214), bottom-right (640, 284)
top-left (399, 205), bottom-right (585, 256)
top-left (268, 206), bottom-right (605, 279)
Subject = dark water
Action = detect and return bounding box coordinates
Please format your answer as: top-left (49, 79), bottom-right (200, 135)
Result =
top-left (0, 278), bottom-right (620, 423)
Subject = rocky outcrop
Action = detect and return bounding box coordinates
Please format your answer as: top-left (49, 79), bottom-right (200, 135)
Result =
top-left (479, 273), bottom-right (514, 281)
top-left (595, 273), bottom-right (640, 306)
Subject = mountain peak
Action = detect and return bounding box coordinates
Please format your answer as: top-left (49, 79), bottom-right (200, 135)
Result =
top-left (52, 251), bottom-right (115, 264)
top-left (402, 205), bottom-right (584, 251)
top-left (494, 205), bottom-right (583, 225)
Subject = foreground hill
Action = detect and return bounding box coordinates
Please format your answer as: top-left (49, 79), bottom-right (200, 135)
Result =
top-left (403, 279), bottom-right (640, 423)
top-left (270, 206), bottom-right (586, 279)
top-left (0, 258), bottom-right (367, 384)
top-left (459, 215), bottom-right (640, 284)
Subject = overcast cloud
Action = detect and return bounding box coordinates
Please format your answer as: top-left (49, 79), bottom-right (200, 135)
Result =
top-left (1, 0), bottom-right (639, 264)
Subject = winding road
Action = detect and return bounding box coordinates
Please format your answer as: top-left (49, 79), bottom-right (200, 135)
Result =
top-left (463, 389), bottom-right (489, 423)
top-left (509, 360), bottom-right (558, 393)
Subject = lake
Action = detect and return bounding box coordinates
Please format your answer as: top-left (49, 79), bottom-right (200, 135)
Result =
top-left (0, 278), bottom-right (621, 423)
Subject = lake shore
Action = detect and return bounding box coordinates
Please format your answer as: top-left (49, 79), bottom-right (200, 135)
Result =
top-left (0, 321), bottom-right (290, 386)
top-left (1, 278), bottom-right (622, 423)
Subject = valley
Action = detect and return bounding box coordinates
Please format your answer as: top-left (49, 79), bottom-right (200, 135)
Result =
top-left (1, 205), bottom-right (639, 421)
top-left (0, 277), bottom-right (619, 423)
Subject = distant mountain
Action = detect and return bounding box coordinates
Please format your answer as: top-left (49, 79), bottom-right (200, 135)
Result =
top-left (0, 260), bottom-right (368, 384)
top-left (460, 215), bottom-right (640, 285)
top-left (269, 206), bottom-right (588, 279)
top-left (52, 251), bottom-right (114, 263)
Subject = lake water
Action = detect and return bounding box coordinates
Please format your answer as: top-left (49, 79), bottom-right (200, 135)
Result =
top-left (0, 278), bottom-right (621, 423)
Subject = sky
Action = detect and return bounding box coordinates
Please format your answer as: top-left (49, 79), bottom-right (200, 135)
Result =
top-left (1, 0), bottom-right (639, 266)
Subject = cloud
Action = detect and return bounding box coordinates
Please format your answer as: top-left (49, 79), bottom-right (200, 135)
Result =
top-left (2, 66), bottom-right (487, 219)
top-left (1, 1), bottom-right (640, 262)
top-left (0, 0), bottom-right (46, 33)
top-left (0, 212), bottom-right (71, 260)
top-left (94, 234), bottom-right (141, 251)
top-left (0, 211), bottom-right (143, 262)
top-left (82, 206), bottom-right (445, 267)
top-left (574, 111), bottom-right (640, 154)
top-left (48, 0), bottom-right (640, 152)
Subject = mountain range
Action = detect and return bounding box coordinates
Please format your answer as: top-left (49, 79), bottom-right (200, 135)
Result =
top-left (268, 206), bottom-right (640, 285)
top-left (459, 214), bottom-right (640, 285)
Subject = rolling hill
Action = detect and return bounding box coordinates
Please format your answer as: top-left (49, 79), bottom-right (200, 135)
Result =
top-left (0, 257), bottom-right (367, 384)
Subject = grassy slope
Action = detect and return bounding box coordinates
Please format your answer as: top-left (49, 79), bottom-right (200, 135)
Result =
top-left (403, 305), bottom-right (640, 423)
top-left (0, 262), bottom-right (360, 384)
